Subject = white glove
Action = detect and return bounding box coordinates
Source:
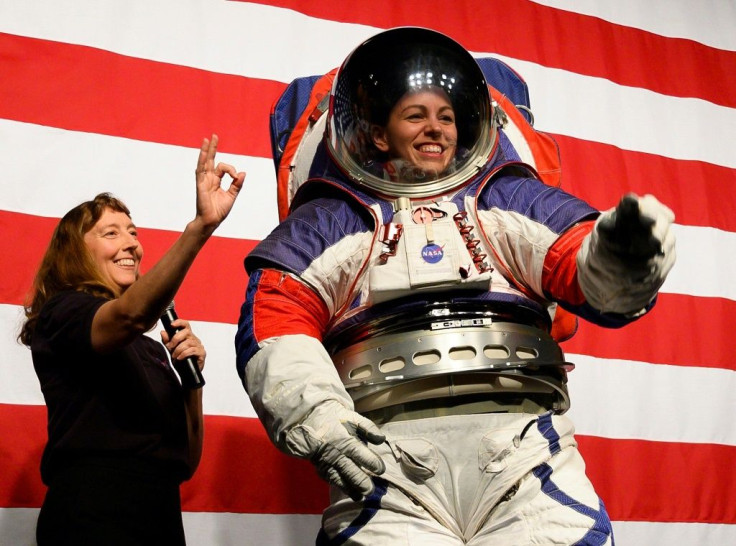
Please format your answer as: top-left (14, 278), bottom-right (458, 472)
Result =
top-left (577, 193), bottom-right (676, 315)
top-left (286, 399), bottom-right (386, 501)
top-left (244, 334), bottom-right (385, 500)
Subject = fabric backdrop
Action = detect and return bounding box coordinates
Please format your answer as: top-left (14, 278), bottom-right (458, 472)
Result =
top-left (1, 1), bottom-right (734, 544)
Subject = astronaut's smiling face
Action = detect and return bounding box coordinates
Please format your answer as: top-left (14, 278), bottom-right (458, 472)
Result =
top-left (371, 87), bottom-right (458, 180)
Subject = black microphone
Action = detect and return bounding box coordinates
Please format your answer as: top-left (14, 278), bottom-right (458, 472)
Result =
top-left (160, 301), bottom-right (205, 389)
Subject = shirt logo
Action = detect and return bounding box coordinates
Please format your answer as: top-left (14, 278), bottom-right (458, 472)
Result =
top-left (421, 243), bottom-right (444, 264)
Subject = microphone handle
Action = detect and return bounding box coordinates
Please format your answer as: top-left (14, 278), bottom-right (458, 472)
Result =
top-left (160, 305), bottom-right (205, 390)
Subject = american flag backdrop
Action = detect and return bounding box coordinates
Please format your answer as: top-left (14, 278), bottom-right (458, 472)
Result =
top-left (1, 1), bottom-right (735, 544)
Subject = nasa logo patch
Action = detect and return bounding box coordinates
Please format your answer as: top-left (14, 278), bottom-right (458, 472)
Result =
top-left (421, 243), bottom-right (444, 264)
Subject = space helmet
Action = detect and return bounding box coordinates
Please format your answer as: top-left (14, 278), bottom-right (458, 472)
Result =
top-left (325, 27), bottom-right (497, 199)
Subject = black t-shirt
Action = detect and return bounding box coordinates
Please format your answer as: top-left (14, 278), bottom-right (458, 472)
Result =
top-left (31, 290), bottom-right (192, 484)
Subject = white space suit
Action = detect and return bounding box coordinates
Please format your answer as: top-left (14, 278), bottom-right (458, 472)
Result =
top-left (236, 27), bottom-right (675, 545)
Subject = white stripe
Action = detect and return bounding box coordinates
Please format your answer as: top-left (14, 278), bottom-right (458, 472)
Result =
top-left (3, 303), bottom-right (733, 445)
top-left (2, 127), bottom-right (734, 304)
top-left (0, 507), bottom-right (323, 546)
top-left (566, 353), bottom-right (736, 446)
top-left (1, 304), bottom-right (258, 418)
top-left (0, 120), bottom-right (279, 240)
top-left (0, 508), bottom-right (38, 546)
top-left (0, 0), bottom-right (372, 82)
top-left (1, 305), bottom-right (43, 405)
top-left (4, 0), bottom-right (732, 78)
top-left (484, 53), bottom-right (736, 168)
top-left (664, 224), bottom-right (736, 301)
top-left (2, 2), bottom-right (733, 168)
top-left (530, 0), bottom-right (736, 51)
top-left (184, 321), bottom-right (258, 419)
top-left (612, 520), bottom-right (736, 546)
top-left (183, 511), bottom-right (322, 545)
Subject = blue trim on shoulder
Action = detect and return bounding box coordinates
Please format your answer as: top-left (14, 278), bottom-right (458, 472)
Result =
top-left (478, 173), bottom-right (599, 235)
top-left (301, 141), bottom-right (395, 222)
top-left (245, 192), bottom-right (375, 276)
top-left (296, 177), bottom-right (394, 224)
top-left (448, 132), bottom-right (521, 210)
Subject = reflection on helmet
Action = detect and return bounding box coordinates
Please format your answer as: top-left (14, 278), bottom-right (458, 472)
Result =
top-left (327, 27), bottom-right (497, 198)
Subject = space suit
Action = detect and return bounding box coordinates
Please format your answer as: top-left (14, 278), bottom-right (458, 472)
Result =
top-left (236, 27), bottom-right (675, 544)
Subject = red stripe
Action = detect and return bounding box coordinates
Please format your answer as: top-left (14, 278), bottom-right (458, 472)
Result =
top-left (3, 33), bottom-right (734, 235)
top-left (561, 293), bottom-right (735, 372)
top-left (3, 211), bottom-right (731, 370)
top-left (0, 33), bottom-right (282, 159)
top-left (0, 404), bottom-right (328, 513)
top-left (543, 222), bottom-right (593, 305)
top-left (554, 134), bottom-right (736, 232)
top-left (0, 404), bottom-right (46, 508)
top-left (245, 0), bottom-right (736, 108)
top-left (2, 403), bottom-right (733, 522)
top-left (181, 415), bottom-right (328, 514)
top-left (1, 210), bottom-right (256, 325)
top-left (146, 233), bottom-right (257, 325)
top-left (577, 435), bottom-right (736, 524)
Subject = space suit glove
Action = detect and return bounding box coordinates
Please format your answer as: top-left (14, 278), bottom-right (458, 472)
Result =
top-left (577, 193), bottom-right (676, 315)
top-left (244, 334), bottom-right (386, 501)
top-left (285, 399), bottom-right (386, 501)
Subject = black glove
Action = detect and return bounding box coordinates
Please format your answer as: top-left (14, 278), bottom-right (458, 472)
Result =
top-left (577, 193), bottom-right (676, 314)
top-left (597, 194), bottom-right (663, 261)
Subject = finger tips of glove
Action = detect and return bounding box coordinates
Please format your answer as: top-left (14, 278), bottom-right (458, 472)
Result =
top-left (640, 194), bottom-right (675, 223)
top-left (357, 424), bottom-right (386, 445)
top-left (370, 457), bottom-right (386, 475)
top-left (618, 194), bottom-right (639, 214)
top-left (350, 477), bottom-right (375, 500)
top-left (340, 442), bottom-right (385, 471)
top-left (319, 466), bottom-right (350, 495)
top-left (332, 460), bottom-right (374, 500)
top-left (595, 211), bottom-right (617, 236)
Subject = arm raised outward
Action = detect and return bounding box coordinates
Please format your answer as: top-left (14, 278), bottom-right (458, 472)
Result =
top-left (91, 135), bottom-right (245, 353)
top-left (577, 193), bottom-right (676, 316)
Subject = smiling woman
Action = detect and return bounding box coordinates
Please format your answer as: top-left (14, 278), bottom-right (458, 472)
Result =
top-left (17, 135), bottom-right (245, 546)
top-left (370, 87), bottom-right (459, 180)
top-left (325, 27), bottom-right (496, 199)
top-left (237, 27), bottom-right (677, 546)
top-left (83, 207), bottom-right (143, 293)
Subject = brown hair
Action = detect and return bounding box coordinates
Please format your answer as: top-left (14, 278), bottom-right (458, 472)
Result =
top-left (18, 193), bottom-right (132, 346)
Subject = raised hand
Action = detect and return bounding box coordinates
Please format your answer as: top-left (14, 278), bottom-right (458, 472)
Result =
top-left (577, 193), bottom-right (676, 315)
top-left (194, 134), bottom-right (246, 230)
top-left (597, 193), bottom-right (672, 261)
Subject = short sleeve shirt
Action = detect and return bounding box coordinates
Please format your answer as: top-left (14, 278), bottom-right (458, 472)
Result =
top-left (31, 290), bottom-right (192, 484)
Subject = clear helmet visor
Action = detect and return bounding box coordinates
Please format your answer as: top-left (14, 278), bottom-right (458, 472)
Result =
top-left (327, 27), bottom-right (497, 198)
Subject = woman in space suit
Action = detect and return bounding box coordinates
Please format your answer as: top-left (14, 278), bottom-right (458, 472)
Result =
top-left (236, 27), bottom-right (675, 545)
